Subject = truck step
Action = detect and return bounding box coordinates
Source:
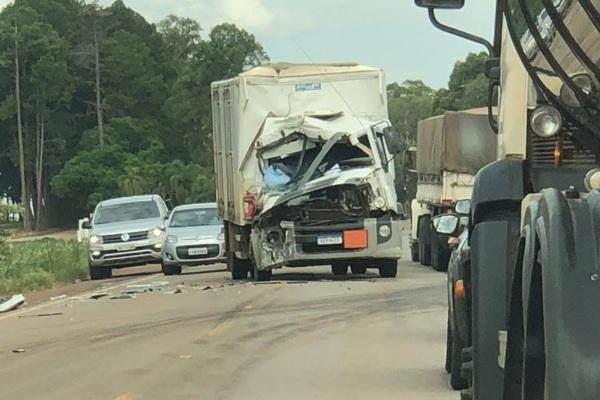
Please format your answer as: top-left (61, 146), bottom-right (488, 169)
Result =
top-left (461, 360), bottom-right (473, 381)
top-left (460, 388), bottom-right (473, 400)
top-left (462, 346), bottom-right (473, 363)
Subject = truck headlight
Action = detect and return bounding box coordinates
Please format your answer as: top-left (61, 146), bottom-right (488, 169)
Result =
top-left (166, 235), bottom-right (178, 244)
top-left (148, 227), bottom-right (163, 238)
top-left (530, 105), bottom-right (562, 138)
top-left (373, 197), bottom-right (386, 209)
top-left (89, 235), bottom-right (103, 244)
top-left (560, 73), bottom-right (594, 108)
top-left (217, 232), bottom-right (225, 241)
top-left (378, 225), bottom-right (391, 238)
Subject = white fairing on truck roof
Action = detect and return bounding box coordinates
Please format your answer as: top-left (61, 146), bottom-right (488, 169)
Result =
top-left (211, 63), bottom-right (388, 226)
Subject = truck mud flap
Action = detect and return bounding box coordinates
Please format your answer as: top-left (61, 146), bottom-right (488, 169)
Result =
top-left (471, 215), bottom-right (519, 400)
top-left (504, 189), bottom-right (600, 399)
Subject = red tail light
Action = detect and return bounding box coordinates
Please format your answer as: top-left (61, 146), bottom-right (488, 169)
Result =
top-left (243, 191), bottom-right (256, 221)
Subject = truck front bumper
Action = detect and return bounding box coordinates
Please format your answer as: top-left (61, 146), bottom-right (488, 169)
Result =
top-left (250, 217), bottom-right (403, 270)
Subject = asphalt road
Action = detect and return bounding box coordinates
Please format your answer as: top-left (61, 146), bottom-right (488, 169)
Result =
top-left (0, 261), bottom-right (455, 400)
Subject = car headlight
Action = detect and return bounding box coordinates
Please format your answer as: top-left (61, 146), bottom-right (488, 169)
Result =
top-left (148, 227), bottom-right (163, 238)
top-left (217, 232), bottom-right (225, 241)
top-left (530, 105), bottom-right (562, 138)
top-left (378, 225), bottom-right (391, 238)
top-left (166, 235), bottom-right (178, 244)
top-left (89, 235), bottom-right (103, 244)
top-left (560, 73), bottom-right (594, 107)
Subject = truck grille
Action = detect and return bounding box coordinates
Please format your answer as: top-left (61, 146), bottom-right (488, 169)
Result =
top-left (102, 231), bottom-right (148, 244)
top-left (531, 134), bottom-right (596, 166)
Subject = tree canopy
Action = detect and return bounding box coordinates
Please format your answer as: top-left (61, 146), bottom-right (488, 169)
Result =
top-left (0, 0), bottom-right (486, 229)
top-left (0, 0), bottom-right (268, 229)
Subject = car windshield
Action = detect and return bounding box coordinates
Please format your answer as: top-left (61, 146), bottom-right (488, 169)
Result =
top-left (170, 208), bottom-right (221, 227)
top-left (94, 200), bottom-right (160, 224)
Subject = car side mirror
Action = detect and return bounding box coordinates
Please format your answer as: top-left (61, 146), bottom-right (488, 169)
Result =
top-left (432, 214), bottom-right (460, 236)
top-left (82, 218), bottom-right (92, 230)
top-left (383, 126), bottom-right (402, 155)
top-left (415, 0), bottom-right (464, 9)
top-left (455, 199), bottom-right (471, 215)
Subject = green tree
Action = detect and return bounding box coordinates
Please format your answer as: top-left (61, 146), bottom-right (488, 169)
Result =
top-left (433, 51), bottom-right (488, 113)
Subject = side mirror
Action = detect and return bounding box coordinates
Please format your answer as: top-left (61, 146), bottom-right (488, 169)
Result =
top-left (82, 218), bottom-right (92, 230)
top-left (455, 199), bottom-right (471, 215)
top-left (383, 126), bottom-right (402, 155)
top-left (432, 214), bottom-right (460, 236)
top-left (414, 0), bottom-right (464, 9)
top-left (404, 147), bottom-right (417, 173)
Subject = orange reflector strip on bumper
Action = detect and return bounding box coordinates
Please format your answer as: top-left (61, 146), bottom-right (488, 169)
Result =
top-left (343, 230), bottom-right (368, 249)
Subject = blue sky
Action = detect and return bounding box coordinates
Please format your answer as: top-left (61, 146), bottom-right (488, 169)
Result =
top-left (1, 0), bottom-right (497, 88)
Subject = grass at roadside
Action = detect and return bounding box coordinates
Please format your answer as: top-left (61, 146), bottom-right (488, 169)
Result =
top-left (0, 238), bottom-right (88, 295)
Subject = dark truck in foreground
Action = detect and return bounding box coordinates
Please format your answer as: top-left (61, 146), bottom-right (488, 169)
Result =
top-left (416, 0), bottom-right (600, 399)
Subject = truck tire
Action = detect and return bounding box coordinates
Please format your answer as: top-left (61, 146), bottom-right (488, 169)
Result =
top-left (331, 263), bottom-right (348, 276)
top-left (411, 241), bottom-right (419, 262)
top-left (445, 312), bottom-right (452, 373)
top-left (418, 215), bottom-right (432, 266)
top-left (89, 263), bottom-right (112, 280)
top-left (350, 264), bottom-right (367, 275)
top-left (378, 259), bottom-right (398, 278)
top-left (431, 237), bottom-right (450, 272)
top-left (450, 321), bottom-right (468, 390)
top-left (228, 252), bottom-right (250, 280)
top-left (162, 262), bottom-right (182, 276)
top-left (254, 266), bottom-right (272, 282)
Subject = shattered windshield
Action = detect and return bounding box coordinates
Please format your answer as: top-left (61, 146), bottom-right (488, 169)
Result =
top-left (263, 134), bottom-right (374, 190)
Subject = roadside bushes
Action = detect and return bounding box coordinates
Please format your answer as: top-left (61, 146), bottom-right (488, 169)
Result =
top-left (0, 239), bottom-right (88, 294)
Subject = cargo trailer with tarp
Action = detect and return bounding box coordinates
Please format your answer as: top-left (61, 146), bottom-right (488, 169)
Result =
top-left (410, 108), bottom-right (496, 271)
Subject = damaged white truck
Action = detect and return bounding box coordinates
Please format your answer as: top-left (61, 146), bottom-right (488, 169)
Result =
top-left (211, 63), bottom-right (403, 281)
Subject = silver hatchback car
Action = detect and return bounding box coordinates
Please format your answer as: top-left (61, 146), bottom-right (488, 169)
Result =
top-left (161, 203), bottom-right (226, 275)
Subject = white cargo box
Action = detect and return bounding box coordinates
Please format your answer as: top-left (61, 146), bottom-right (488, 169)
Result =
top-left (211, 63), bottom-right (388, 226)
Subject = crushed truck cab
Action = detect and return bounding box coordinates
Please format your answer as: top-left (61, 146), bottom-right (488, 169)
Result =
top-left (211, 63), bottom-right (403, 280)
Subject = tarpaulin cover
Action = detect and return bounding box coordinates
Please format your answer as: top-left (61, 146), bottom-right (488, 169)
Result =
top-left (416, 108), bottom-right (497, 175)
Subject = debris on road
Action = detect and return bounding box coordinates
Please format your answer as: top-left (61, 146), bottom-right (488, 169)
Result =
top-left (19, 312), bottom-right (63, 319)
top-left (89, 293), bottom-right (109, 300)
top-left (200, 285), bottom-right (212, 291)
top-left (125, 282), bottom-right (170, 293)
top-left (179, 354), bottom-right (192, 359)
top-left (0, 294), bottom-right (26, 313)
top-left (172, 285), bottom-right (185, 294)
top-left (12, 348), bottom-right (25, 353)
top-left (50, 295), bottom-right (68, 301)
top-left (110, 294), bottom-right (136, 300)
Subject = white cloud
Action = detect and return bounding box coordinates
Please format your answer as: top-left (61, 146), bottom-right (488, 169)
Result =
top-left (0, 0), bottom-right (13, 10)
top-left (219, 0), bottom-right (273, 31)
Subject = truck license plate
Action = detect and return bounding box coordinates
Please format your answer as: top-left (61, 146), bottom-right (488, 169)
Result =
top-left (188, 247), bottom-right (208, 256)
top-left (317, 234), bottom-right (343, 246)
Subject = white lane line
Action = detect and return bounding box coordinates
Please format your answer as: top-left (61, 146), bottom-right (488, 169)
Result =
top-left (0, 273), bottom-right (160, 322)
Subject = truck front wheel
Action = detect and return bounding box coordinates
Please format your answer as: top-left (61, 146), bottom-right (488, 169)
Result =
top-left (331, 263), bottom-right (348, 276)
top-left (418, 215), bottom-right (432, 266)
top-left (228, 253), bottom-right (250, 280)
top-left (411, 241), bottom-right (419, 262)
top-left (378, 259), bottom-right (398, 278)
